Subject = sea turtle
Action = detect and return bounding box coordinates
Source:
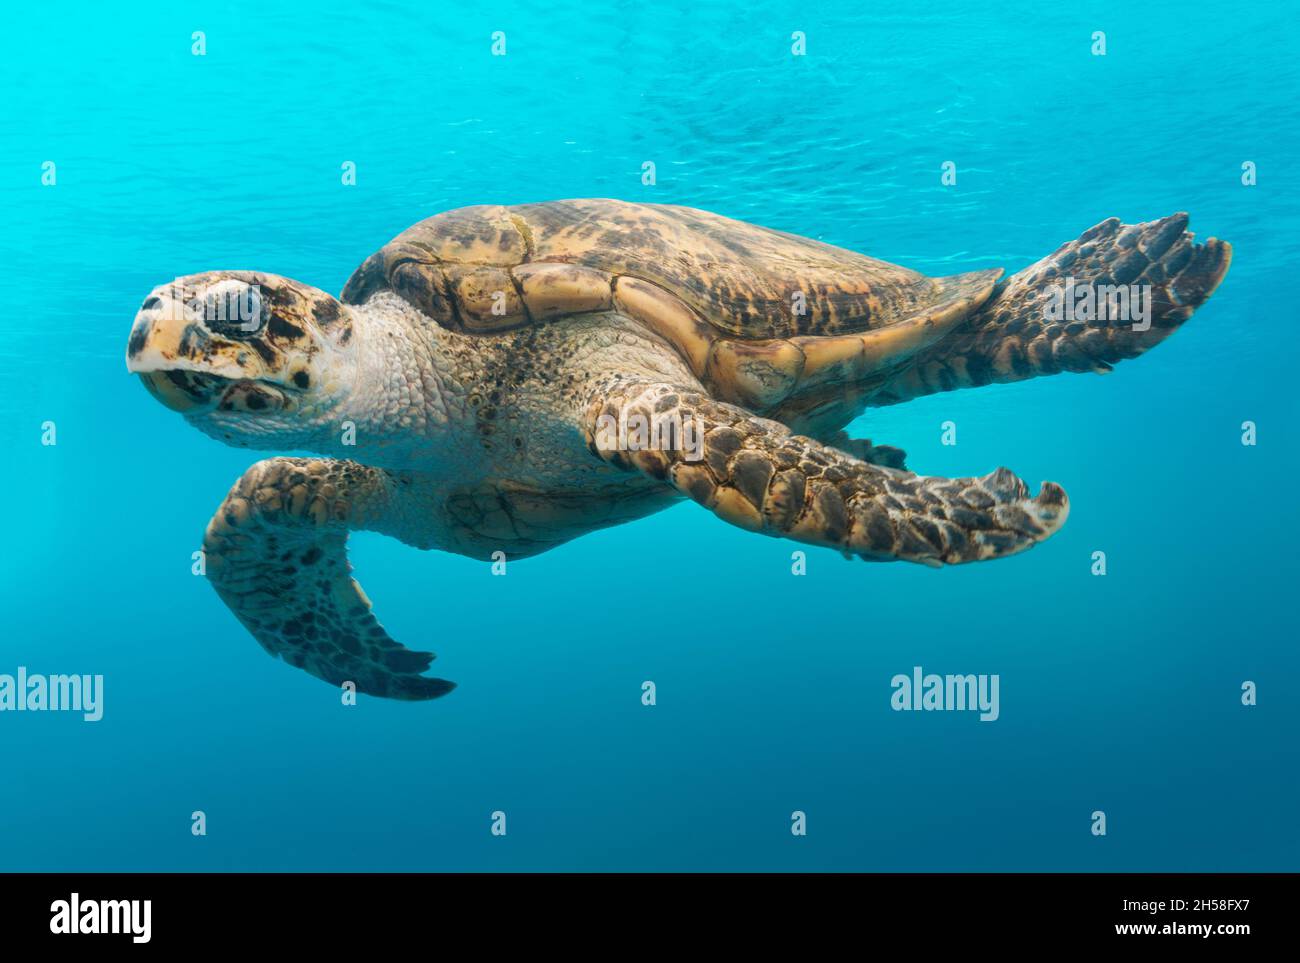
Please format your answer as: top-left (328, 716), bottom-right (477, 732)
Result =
top-left (125, 200), bottom-right (1231, 699)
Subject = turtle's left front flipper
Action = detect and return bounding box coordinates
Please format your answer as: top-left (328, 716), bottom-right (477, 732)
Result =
top-left (202, 457), bottom-right (455, 699)
top-left (585, 383), bottom-right (1068, 565)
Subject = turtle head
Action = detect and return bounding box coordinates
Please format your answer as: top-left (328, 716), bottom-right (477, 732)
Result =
top-left (126, 271), bottom-right (356, 447)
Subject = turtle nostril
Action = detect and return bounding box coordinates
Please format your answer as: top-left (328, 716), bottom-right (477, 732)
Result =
top-left (141, 296), bottom-right (162, 311)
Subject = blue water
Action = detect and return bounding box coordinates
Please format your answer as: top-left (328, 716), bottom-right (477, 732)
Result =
top-left (1, 1), bottom-right (1296, 870)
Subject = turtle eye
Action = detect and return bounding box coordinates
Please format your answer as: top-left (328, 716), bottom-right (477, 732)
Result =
top-left (192, 284), bottom-right (266, 337)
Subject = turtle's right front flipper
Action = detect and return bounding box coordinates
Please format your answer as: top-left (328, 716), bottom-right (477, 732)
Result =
top-left (585, 382), bottom-right (1068, 565)
top-left (203, 457), bottom-right (455, 699)
top-left (873, 213), bottom-right (1232, 405)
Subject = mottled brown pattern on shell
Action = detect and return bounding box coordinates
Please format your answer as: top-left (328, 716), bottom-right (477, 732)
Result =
top-left (512, 199), bottom-right (996, 338)
top-left (514, 263), bottom-right (613, 318)
top-left (341, 199), bottom-right (1001, 342)
top-left (341, 205), bottom-right (528, 328)
top-left (338, 200), bottom-right (1011, 412)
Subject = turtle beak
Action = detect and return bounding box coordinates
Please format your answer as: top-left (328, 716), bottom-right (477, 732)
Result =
top-left (137, 369), bottom-right (235, 413)
top-left (126, 285), bottom-right (250, 412)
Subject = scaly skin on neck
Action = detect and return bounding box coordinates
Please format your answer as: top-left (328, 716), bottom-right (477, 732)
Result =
top-left (322, 293), bottom-right (491, 476)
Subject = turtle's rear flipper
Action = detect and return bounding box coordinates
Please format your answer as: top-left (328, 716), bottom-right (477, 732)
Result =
top-left (203, 457), bottom-right (455, 700)
top-left (586, 382), bottom-right (1068, 566)
top-left (873, 213), bottom-right (1232, 405)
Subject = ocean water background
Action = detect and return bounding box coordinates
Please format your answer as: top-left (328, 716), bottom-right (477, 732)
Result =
top-left (0, 0), bottom-right (1296, 870)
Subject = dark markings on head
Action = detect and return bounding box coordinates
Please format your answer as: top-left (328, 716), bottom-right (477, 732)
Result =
top-left (178, 323), bottom-right (204, 358)
top-left (250, 339), bottom-right (278, 366)
top-left (313, 299), bottom-right (341, 326)
top-left (268, 315), bottom-right (305, 340)
top-left (165, 370), bottom-right (204, 400)
top-left (127, 325), bottom-right (148, 358)
top-left (267, 286), bottom-right (299, 309)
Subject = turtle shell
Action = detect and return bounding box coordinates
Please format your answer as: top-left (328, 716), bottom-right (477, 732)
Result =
top-left (341, 199), bottom-right (1002, 409)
